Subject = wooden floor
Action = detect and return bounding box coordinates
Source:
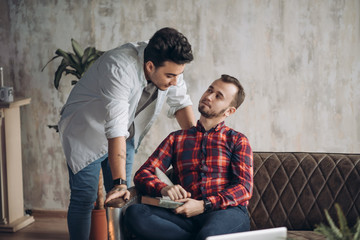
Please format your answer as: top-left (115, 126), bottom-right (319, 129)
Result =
top-left (0, 214), bottom-right (326, 240)
top-left (0, 216), bottom-right (68, 240)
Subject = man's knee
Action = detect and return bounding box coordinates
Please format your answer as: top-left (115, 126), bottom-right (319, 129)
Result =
top-left (125, 204), bottom-right (148, 229)
top-left (68, 199), bottom-right (95, 213)
top-left (196, 207), bottom-right (250, 240)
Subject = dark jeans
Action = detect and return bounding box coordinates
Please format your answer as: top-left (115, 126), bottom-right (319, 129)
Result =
top-left (67, 138), bottom-right (135, 240)
top-left (124, 203), bottom-right (250, 240)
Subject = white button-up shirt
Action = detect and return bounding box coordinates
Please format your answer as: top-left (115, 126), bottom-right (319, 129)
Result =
top-left (58, 41), bottom-right (192, 174)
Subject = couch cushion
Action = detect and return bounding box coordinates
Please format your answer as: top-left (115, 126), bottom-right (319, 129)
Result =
top-left (248, 152), bottom-right (360, 230)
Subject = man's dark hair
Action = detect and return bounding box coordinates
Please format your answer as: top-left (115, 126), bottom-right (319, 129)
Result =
top-left (144, 27), bottom-right (193, 67)
top-left (220, 74), bottom-right (245, 109)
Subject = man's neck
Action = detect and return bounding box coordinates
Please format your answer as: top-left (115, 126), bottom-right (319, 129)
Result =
top-left (199, 116), bottom-right (225, 131)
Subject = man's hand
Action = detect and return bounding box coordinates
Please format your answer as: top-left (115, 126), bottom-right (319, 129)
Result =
top-left (161, 185), bottom-right (191, 200)
top-left (104, 185), bottom-right (130, 204)
top-left (173, 199), bottom-right (204, 218)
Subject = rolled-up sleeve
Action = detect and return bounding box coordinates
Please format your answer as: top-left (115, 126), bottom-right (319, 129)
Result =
top-left (99, 61), bottom-right (133, 139)
top-left (166, 74), bottom-right (193, 118)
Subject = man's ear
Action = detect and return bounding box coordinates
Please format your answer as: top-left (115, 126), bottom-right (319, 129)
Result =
top-left (145, 61), bottom-right (155, 73)
top-left (224, 107), bottom-right (236, 117)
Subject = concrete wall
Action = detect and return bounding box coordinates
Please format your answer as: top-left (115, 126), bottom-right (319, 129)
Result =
top-left (0, 0), bottom-right (359, 210)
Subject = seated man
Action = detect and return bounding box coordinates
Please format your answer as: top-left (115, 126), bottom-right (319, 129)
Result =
top-left (125, 74), bottom-right (253, 240)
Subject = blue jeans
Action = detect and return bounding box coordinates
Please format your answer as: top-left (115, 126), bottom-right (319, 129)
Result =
top-left (124, 203), bottom-right (250, 240)
top-left (67, 138), bottom-right (135, 240)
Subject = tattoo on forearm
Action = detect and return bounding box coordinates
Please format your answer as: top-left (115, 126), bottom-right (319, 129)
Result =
top-left (117, 149), bottom-right (126, 160)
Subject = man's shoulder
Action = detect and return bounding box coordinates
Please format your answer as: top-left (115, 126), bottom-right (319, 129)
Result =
top-left (104, 41), bottom-right (147, 65)
top-left (222, 125), bottom-right (249, 141)
top-left (116, 41), bottom-right (148, 53)
top-left (169, 127), bottom-right (197, 138)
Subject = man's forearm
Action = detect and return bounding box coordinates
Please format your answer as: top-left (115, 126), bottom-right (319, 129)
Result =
top-left (108, 136), bottom-right (127, 182)
top-left (175, 105), bottom-right (196, 129)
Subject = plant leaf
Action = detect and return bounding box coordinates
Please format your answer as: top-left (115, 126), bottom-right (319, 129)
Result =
top-left (315, 223), bottom-right (338, 240)
top-left (54, 62), bottom-right (68, 89)
top-left (84, 59), bottom-right (97, 73)
top-left (69, 53), bottom-right (83, 76)
top-left (41, 55), bottom-right (60, 72)
top-left (64, 69), bottom-right (81, 79)
top-left (335, 204), bottom-right (351, 239)
top-left (86, 54), bottom-right (97, 63)
top-left (325, 208), bottom-right (343, 239)
top-left (55, 48), bottom-right (72, 63)
top-left (71, 38), bottom-right (84, 58)
top-left (69, 53), bottom-right (81, 65)
top-left (82, 47), bottom-right (95, 65)
top-left (353, 219), bottom-right (360, 240)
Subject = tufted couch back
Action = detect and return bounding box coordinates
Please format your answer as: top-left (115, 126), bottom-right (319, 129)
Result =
top-left (248, 152), bottom-right (360, 230)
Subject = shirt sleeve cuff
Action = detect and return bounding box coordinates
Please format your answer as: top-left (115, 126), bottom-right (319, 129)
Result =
top-left (155, 182), bottom-right (169, 196)
top-left (167, 100), bottom-right (193, 119)
top-left (105, 128), bottom-right (130, 139)
top-left (207, 196), bottom-right (218, 210)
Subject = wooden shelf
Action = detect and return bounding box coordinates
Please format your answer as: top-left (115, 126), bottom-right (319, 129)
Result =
top-left (0, 97), bottom-right (31, 109)
top-left (0, 97), bottom-right (34, 232)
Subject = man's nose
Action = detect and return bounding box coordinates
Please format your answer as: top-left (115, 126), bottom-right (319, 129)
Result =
top-left (170, 76), bottom-right (178, 86)
top-left (206, 93), bottom-right (215, 101)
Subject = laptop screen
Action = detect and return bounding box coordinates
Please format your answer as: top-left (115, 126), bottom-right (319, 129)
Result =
top-left (206, 227), bottom-right (287, 240)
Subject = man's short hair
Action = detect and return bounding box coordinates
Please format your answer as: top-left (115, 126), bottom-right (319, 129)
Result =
top-left (220, 74), bottom-right (245, 109)
top-left (144, 27), bottom-right (194, 67)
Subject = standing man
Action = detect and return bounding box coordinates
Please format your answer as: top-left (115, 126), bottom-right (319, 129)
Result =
top-left (125, 75), bottom-right (253, 240)
top-left (58, 27), bottom-right (195, 239)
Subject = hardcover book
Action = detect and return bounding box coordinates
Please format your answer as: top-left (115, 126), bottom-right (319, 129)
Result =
top-left (141, 167), bottom-right (183, 209)
top-left (141, 195), bottom-right (184, 209)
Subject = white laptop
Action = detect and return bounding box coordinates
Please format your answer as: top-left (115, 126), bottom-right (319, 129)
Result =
top-left (206, 227), bottom-right (287, 240)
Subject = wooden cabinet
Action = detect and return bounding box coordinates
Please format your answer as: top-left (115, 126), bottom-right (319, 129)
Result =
top-left (0, 98), bottom-right (34, 232)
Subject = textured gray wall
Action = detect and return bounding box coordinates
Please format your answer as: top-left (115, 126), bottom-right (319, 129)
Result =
top-left (0, 0), bottom-right (359, 210)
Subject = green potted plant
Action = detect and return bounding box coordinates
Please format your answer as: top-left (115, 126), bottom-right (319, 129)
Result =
top-left (43, 39), bottom-right (107, 239)
top-left (42, 39), bottom-right (104, 131)
top-left (42, 38), bottom-right (104, 89)
top-left (314, 203), bottom-right (360, 240)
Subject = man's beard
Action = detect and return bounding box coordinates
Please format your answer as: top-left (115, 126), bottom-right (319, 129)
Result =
top-left (198, 105), bottom-right (227, 119)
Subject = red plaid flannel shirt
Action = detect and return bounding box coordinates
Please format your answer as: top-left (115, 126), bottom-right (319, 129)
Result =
top-left (134, 121), bottom-right (253, 210)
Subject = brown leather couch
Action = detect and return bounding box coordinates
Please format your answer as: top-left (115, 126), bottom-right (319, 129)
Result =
top-left (107, 152), bottom-right (360, 240)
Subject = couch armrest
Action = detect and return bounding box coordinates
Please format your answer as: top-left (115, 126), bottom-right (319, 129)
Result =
top-left (106, 187), bottom-right (142, 240)
top-left (105, 187), bottom-right (141, 209)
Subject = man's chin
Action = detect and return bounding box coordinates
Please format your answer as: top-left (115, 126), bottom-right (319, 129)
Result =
top-left (198, 107), bottom-right (210, 118)
top-left (153, 84), bottom-right (169, 91)
top-left (198, 104), bottom-right (210, 112)
top-left (159, 87), bottom-right (169, 91)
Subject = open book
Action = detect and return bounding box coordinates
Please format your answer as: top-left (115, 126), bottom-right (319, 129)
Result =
top-left (140, 168), bottom-right (184, 209)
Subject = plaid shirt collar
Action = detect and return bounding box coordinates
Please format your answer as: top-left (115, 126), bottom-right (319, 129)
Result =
top-left (195, 120), bottom-right (225, 133)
